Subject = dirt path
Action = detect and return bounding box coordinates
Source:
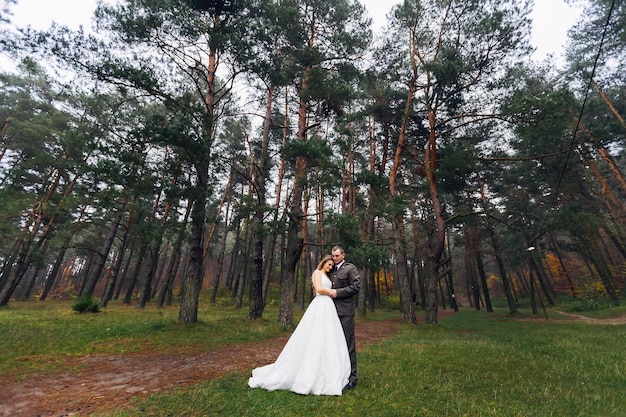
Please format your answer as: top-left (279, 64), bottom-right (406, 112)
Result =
top-left (0, 318), bottom-right (405, 417)
top-left (555, 310), bottom-right (626, 325)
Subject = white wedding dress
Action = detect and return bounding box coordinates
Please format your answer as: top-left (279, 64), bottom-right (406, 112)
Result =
top-left (248, 272), bottom-right (351, 396)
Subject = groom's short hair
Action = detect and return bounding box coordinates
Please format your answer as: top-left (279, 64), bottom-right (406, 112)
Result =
top-left (332, 245), bottom-right (345, 254)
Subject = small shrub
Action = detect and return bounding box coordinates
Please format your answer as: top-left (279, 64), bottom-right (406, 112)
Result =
top-left (567, 283), bottom-right (621, 312)
top-left (71, 297), bottom-right (100, 313)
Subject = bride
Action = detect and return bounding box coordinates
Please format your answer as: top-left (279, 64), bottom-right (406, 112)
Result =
top-left (248, 255), bottom-right (351, 396)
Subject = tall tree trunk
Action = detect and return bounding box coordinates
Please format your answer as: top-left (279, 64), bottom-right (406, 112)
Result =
top-left (138, 198), bottom-right (174, 308)
top-left (463, 226), bottom-right (481, 310)
top-left (474, 176), bottom-right (495, 312)
top-left (101, 247), bottom-right (124, 307)
top-left (236, 214), bottom-right (253, 309)
top-left (298, 187), bottom-right (310, 310)
top-left (263, 86), bottom-right (289, 305)
top-left (391, 214), bottom-right (417, 323)
top-left (158, 204), bottom-right (191, 307)
top-left (249, 84), bottom-right (274, 319)
top-left (528, 265), bottom-right (538, 314)
top-left (211, 199), bottom-right (231, 304)
top-left (423, 107), bottom-right (447, 324)
top-left (388, 48), bottom-right (417, 324)
top-left (477, 145), bottom-right (512, 309)
top-left (279, 59), bottom-right (311, 328)
top-left (124, 243), bottom-right (148, 304)
top-left (444, 230), bottom-right (458, 311)
top-left (178, 33), bottom-right (218, 324)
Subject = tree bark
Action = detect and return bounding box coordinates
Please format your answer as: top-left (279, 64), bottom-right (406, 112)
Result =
top-left (248, 84), bottom-right (274, 319)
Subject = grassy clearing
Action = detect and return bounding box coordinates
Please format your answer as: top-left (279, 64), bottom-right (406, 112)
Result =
top-left (0, 297), bottom-right (286, 377)
top-left (110, 310), bottom-right (624, 417)
top-left (2, 298), bottom-right (625, 417)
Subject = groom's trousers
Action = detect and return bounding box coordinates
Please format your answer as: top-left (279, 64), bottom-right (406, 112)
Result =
top-left (339, 315), bottom-right (357, 384)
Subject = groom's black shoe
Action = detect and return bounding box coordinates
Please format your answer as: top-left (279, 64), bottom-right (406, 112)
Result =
top-left (344, 381), bottom-right (357, 390)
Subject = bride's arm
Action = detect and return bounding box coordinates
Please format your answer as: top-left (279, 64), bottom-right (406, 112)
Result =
top-left (312, 270), bottom-right (332, 296)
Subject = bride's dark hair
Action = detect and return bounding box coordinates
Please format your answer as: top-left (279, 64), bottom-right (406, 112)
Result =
top-left (316, 255), bottom-right (333, 270)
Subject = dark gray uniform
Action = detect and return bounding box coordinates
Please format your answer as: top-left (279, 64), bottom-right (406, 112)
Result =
top-left (331, 261), bottom-right (360, 385)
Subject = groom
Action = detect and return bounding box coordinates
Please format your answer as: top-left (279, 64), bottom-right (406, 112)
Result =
top-left (329, 245), bottom-right (360, 390)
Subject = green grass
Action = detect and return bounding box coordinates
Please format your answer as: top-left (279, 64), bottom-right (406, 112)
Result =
top-left (101, 308), bottom-right (625, 417)
top-left (1, 298), bottom-right (625, 417)
top-left (0, 297), bottom-right (286, 376)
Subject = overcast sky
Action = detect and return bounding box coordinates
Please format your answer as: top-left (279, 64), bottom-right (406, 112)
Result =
top-left (4, 0), bottom-right (582, 63)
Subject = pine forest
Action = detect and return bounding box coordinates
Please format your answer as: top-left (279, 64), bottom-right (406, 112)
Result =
top-left (0, 0), bottom-right (624, 326)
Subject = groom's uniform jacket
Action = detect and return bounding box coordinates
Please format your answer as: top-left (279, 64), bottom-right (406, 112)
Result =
top-left (331, 261), bottom-right (360, 316)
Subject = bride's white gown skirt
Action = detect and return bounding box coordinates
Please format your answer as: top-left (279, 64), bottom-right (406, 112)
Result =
top-left (248, 279), bottom-right (350, 396)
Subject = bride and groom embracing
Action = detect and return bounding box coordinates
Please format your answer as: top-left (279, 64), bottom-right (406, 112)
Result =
top-left (248, 246), bottom-right (360, 396)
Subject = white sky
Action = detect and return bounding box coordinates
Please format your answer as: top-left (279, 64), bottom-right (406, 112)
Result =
top-left (361, 0), bottom-right (583, 60)
top-left (4, 0), bottom-right (582, 64)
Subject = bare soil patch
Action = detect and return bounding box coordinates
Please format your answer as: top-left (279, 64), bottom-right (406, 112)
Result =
top-left (555, 310), bottom-right (626, 325)
top-left (0, 317), bottom-right (409, 417)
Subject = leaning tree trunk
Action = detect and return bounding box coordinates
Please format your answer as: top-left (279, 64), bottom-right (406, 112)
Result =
top-left (0, 194), bottom-right (50, 305)
top-left (548, 232), bottom-right (576, 296)
top-left (101, 206), bottom-right (135, 308)
top-left (114, 245), bottom-right (134, 300)
top-left (40, 242), bottom-right (69, 301)
top-left (123, 241), bottom-right (148, 304)
top-left (81, 207), bottom-right (125, 300)
top-left (580, 230), bottom-right (620, 300)
top-left (19, 263), bottom-right (43, 300)
top-left (100, 246), bottom-right (125, 307)
top-left (0, 241), bottom-right (21, 296)
top-left (0, 233), bottom-right (36, 306)
top-left (488, 227), bottom-right (518, 314)
top-left (530, 252), bottom-right (555, 305)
